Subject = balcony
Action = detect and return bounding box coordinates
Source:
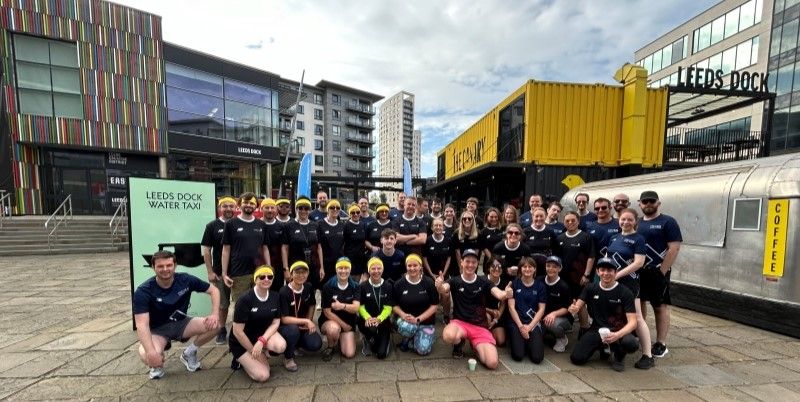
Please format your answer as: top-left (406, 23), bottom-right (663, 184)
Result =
top-left (347, 162), bottom-right (373, 173)
top-left (345, 117), bottom-right (375, 130)
top-left (345, 131), bottom-right (374, 144)
top-left (279, 138), bottom-right (303, 158)
top-left (278, 121), bottom-right (292, 133)
top-left (345, 147), bottom-right (375, 159)
top-left (345, 101), bottom-right (375, 115)
top-left (663, 128), bottom-right (765, 167)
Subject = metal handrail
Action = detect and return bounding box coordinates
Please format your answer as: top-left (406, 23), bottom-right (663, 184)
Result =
top-left (109, 197), bottom-right (127, 246)
top-left (0, 191), bottom-right (11, 229)
top-left (45, 194), bottom-right (73, 250)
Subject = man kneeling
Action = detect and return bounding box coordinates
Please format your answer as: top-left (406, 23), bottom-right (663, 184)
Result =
top-left (134, 250), bottom-right (220, 379)
top-left (568, 258), bottom-right (638, 371)
top-left (435, 249), bottom-right (511, 369)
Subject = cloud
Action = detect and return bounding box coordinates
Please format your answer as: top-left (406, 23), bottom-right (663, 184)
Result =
top-left (113, 0), bottom-right (717, 177)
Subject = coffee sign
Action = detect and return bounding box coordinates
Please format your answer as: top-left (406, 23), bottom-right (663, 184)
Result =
top-left (676, 66), bottom-right (768, 92)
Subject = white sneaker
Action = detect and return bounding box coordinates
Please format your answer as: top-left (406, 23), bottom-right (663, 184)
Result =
top-left (148, 367), bottom-right (165, 379)
top-left (180, 349), bottom-right (201, 372)
top-left (553, 336), bottom-right (569, 352)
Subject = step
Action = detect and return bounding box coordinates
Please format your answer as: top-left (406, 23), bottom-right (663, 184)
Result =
top-left (0, 233), bottom-right (125, 240)
top-left (0, 237), bottom-right (127, 246)
top-left (0, 246), bottom-right (124, 256)
top-left (0, 228), bottom-right (127, 235)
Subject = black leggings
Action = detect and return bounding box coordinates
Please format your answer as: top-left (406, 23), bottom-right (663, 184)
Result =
top-left (570, 327), bottom-right (639, 365)
top-left (358, 320), bottom-right (392, 359)
top-left (507, 323), bottom-right (544, 363)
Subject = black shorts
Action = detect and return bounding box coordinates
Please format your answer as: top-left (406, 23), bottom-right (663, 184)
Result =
top-left (639, 268), bottom-right (671, 306)
top-left (151, 317), bottom-right (192, 342)
top-left (619, 276), bottom-right (640, 299)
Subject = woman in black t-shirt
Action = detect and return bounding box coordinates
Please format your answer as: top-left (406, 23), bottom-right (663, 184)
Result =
top-left (393, 254), bottom-right (440, 355)
top-left (480, 208), bottom-right (504, 274)
top-left (485, 257), bottom-right (508, 346)
top-left (317, 199), bottom-right (345, 283)
top-left (452, 211), bottom-right (482, 269)
top-left (492, 223), bottom-right (532, 282)
top-left (281, 197), bottom-right (324, 290)
top-left (423, 218), bottom-right (451, 279)
top-left (344, 204), bottom-right (369, 282)
top-left (365, 204), bottom-right (392, 252)
top-left (230, 266), bottom-right (286, 382)
top-left (278, 261), bottom-right (322, 372)
top-left (319, 257), bottom-right (361, 361)
top-left (358, 257), bottom-right (394, 359)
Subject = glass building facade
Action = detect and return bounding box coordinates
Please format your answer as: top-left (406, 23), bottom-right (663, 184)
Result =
top-left (768, 0), bottom-right (800, 151)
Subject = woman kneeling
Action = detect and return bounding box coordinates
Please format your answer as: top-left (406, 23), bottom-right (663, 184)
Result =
top-left (320, 257), bottom-right (361, 361)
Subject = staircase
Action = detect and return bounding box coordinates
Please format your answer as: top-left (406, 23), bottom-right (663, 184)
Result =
top-left (0, 216), bottom-right (128, 256)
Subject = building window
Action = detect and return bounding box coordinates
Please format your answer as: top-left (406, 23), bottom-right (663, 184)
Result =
top-left (332, 110), bottom-right (341, 121)
top-left (296, 121), bottom-right (304, 130)
top-left (332, 125), bottom-right (341, 136)
top-left (332, 155), bottom-right (341, 166)
top-left (296, 137), bottom-right (305, 146)
top-left (314, 94), bottom-right (323, 104)
top-left (297, 104), bottom-right (304, 114)
top-left (13, 34), bottom-right (82, 119)
top-left (314, 108), bottom-right (323, 120)
top-left (332, 94), bottom-right (341, 104)
top-left (692, 0), bottom-right (762, 53)
top-left (332, 140), bottom-right (341, 151)
top-left (315, 124), bottom-right (323, 136)
top-left (315, 155), bottom-right (324, 166)
top-left (315, 139), bottom-right (323, 151)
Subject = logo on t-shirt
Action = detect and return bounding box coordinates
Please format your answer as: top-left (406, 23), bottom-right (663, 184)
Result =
top-left (402, 290), bottom-right (409, 295)
top-left (366, 293), bottom-right (372, 297)
top-left (237, 228), bottom-right (244, 232)
top-left (251, 307), bottom-right (258, 312)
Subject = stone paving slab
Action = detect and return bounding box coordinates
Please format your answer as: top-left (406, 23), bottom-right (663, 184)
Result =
top-left (2, 252), bottom-right (800, 400)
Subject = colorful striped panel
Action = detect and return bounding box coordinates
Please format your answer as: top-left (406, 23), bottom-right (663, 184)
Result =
top-left (11, 113), bottom-right (164, 151)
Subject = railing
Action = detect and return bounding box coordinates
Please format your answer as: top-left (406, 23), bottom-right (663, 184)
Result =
top-left (44, 194), bottom-right (73, 250)
top-left (345, 117), bottom-right (375, 129)
top-left (345, 101), bottom-right (375, 114)
top-left (345, 147), bottom-right (375, 157)
top-left (347, 162), bottom-right (373, 172)
top-left (0, 191), bottom-right (11, 229)
top-left (664, 128), bottom-right (764, 165)
top-left (345, 131), bottom-right (374, 143)
top-left (109, 197), bottom-right (127, 247)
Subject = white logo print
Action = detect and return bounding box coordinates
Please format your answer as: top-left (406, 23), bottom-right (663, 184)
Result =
top-left (366, 293), bottom-right (372, 297)
top-left (237, 227), bottom-right (244, 232)
top-left (251, 307), bottom-right (258, 312)
top-left (402, 290), bottom-right (409, 295)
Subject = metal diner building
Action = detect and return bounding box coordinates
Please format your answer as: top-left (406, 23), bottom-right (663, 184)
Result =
top-left (430, 64), bottom-right (776, 208)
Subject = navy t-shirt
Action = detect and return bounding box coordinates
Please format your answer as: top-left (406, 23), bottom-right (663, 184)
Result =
top-left (637, 214), bottom-right (682, 269)
top-left (578, 211), bottom-right (597, 230)
top-left (133, 273), bottom-right (209, 329)
top-left (546, 221), bottom-right (566, 236)
top-left (606, 232), bottom-right (647, 282)
top-left (510, 278), bottom-right (547, 325)
top-left (373, 249), bottom-right (406, 281)
top-left (586, 219), bottom-right (620, 258)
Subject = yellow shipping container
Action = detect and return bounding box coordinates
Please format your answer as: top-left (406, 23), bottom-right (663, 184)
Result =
top-left (438, 70), bottom-right (668, 180)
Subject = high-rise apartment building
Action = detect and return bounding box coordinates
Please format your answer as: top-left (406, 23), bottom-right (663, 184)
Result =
top-left (378, 91), bottom-right (419, 203)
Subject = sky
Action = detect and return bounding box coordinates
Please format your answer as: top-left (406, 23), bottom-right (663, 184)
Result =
top-left (115, 0), bottom-right (719, 177)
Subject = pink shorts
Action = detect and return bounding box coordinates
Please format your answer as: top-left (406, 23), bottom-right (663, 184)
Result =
top-left (451, 319), bottom-right (496, 349)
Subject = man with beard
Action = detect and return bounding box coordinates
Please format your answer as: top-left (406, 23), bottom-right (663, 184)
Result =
top-left (430, 198), bottom-right (443, 220)
top-left (310, 191), bottom-right (329, 222)
top-left (389, 192), bottom-right (406, 220)
top-left (417, 196), bottom-right (432, 233)
top-left (358, 197), bottom-right (375, 226)
top-left (261, 198), bottom-right (286, 291)
top-left (202, 196), bottom-right (236, 344)
top-left (574, 193), bottom-right (597, 229)
top-left (276, 198), bottom-right (293, 223)
top-left (637, 191), bottom-right (682, 359)
top-left (612, 193), bottom-right (630, 219)
top-left (222, 192), bottom-right (271, 306)
top-left (519, 194), bottom-right (543, 228)
top-left (586, 198), bottom-right (619, 261)
top-left (393, 197), bottom-right (427, 257)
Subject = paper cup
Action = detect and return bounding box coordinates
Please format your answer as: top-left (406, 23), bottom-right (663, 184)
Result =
top-left (598, 327), bottom-right (611, 340)
top-left (467, 358), bottom-right (477, 371)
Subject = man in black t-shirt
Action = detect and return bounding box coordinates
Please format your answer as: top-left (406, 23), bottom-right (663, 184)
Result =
top-left (222, 192), bottom-right (270, 306)
top-left (393, 197), bottom-right (427, 256)
top-left (568, 258), bottom-right (638, 371)
top-left (133, 250), bottom-right (220, 380)
top-left (202, 196), bottom-right (236, 344)
top-left (261, 198), bottom-right (285, 291)
top-left (436, 249), bottom-right (511, 369)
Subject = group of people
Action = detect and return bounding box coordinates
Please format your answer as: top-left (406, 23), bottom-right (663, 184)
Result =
top-left (132, 188), bottom-right (682, 382)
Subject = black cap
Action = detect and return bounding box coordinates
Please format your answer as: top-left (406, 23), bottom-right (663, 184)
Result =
top-left (639, 191), bottom-right (659, 201)
top-left (546, 256), bottom-right (562, 267)
top-left (461, 249), bottom-right (480, 259)
top-left (596, 257), bottom-right (616, 269)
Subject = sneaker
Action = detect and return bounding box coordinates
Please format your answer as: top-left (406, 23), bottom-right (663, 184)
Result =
top-left (284, 358), bottom-right (298, 372)
top-left (652, 342), bottom-right (669, 358)
top-left (180, 349), bottom-right (201, 372)
top-left (321, 346), bottom-right (336, 362)
top-left (397, 338), bottom-right (411, 353)
top-left (361, 338), bottom-right (372, 356)
top-left (215, 328), bottom-right (227, 345)
top-left (553, 336), bottom-right (568, 353)
top-left (148, 367), bottom-right (165, 379)
top-left (634, 355), bottom-right (655, 370)
top-left (611, 352), bottom-right (625, 372)
top-left (452, 340), bottom-right (465, 359)
top-left (230, 357), bottom-right (241, 371)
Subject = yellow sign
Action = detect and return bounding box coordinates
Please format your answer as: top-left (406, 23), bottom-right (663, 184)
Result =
top-left (763, 199), bottom-right (789, 277)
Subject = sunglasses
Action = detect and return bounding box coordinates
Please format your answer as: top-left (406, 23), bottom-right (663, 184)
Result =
top-left (462, 217), bottom-right (473, 221)
top-left (640, 199), bottom-right (657, 205)
top-left (507, 231), bottom-right (521, 236)
top-left (490, 263), bottom-right (502, 269)
top-left (350, 211), bottom-right (359, 214)
top-left (256, 275), bottom-right (274, 281)
top-left (613, 200), bottom-right (629, 204)
top-left (594, 206), bottom-right (609, 211)
top-left (297, 206), bottom-right (310, 210)
top-left (329, 207), bottom-right (340, 210)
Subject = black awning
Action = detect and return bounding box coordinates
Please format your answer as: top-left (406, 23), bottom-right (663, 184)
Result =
top-left (667, 86), bottom-right (775, 128)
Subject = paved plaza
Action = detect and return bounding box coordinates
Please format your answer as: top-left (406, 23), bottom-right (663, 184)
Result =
top-left (1, 252), bottom-right (800, 401)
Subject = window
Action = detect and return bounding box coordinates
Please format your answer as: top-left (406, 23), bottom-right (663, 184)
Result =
top-left (332, 94), bottom-right (341, 104)
top-left (332, 140), bottom-right (341, 151)
top-left (314, 108), bottom-right (323, 120)
top-left (314, 139), bottom-right (323, 151)
top-left (332, 125), bottom-right (341, 136)
top-left (777, 64), bottom-right (794, 96)
top-left (297, 104), bottom-right (304, 114)
top-left (14, 35), bottom-right (82, 118)
top-left (314, 94), bottom-right (323, 104)
top-left (693, 0), bottom-right (760, 53)
top-left (315, 124), bottom-right (323, 135)
top-left (780, 20), bottom-right (799, 54)
top-left (332, 110), bottom-right (341, 121)
top-left (332, 155), bottom-right (341, 166)
top-left (296, 121), bottom-right (305, 130)
top-left (724, 8), bottom-right (739, 39)
top-left (315, 155), bottom-right (323, 166)
top-left (732, 198), bottom-right (762, 230)
top-left (296, 137), bottom-right (305, 146)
